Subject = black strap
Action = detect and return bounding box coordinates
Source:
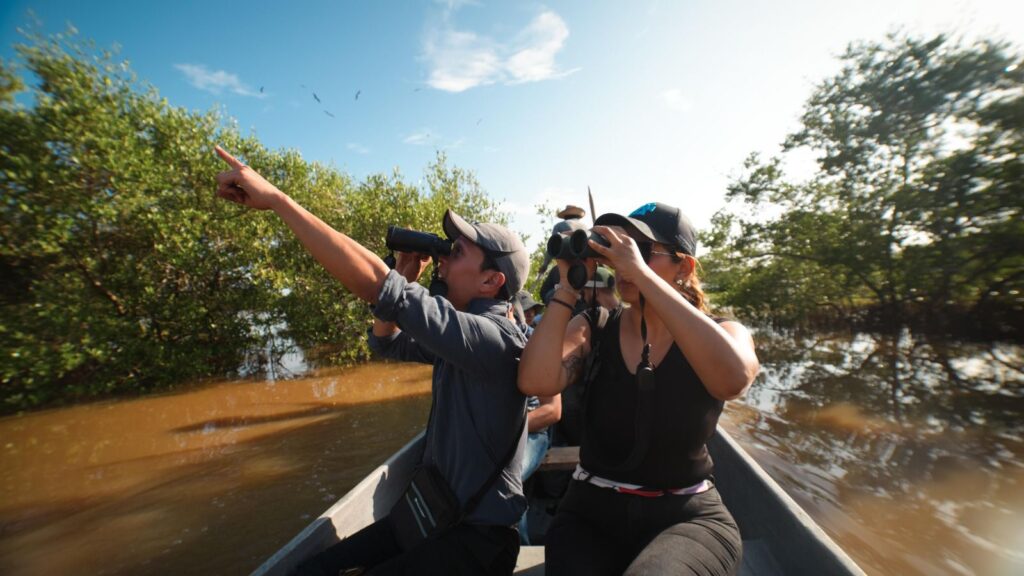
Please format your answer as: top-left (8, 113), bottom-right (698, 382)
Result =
top-left (581, 302), bottom-right (656, 472)
top-left (418, 313), bottom-right (529, 522)
top-left (459, 406), bottom-right (526, 521)
top-left (613, 296), bottom-right (656, 471)
top-left (419, 393), bottom-right (527, 522)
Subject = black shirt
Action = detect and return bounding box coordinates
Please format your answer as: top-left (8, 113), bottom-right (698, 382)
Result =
top-left (579, 309), bottom-right (724, 488)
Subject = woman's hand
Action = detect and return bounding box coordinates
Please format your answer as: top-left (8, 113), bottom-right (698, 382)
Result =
top-left (394, 251), bottom-right (432, 283)
top-left (214, 146), bottom-right (286, 210)
top-left (587, 225), bottom-right (647, 284)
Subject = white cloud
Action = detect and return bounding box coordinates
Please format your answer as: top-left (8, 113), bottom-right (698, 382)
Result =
top-left (174, 64), bottom-right (264, 98)
top-left (435, 0), bottom-right (480, 12)
top-left (346, 143), bottom-right (370, 154)
top-left (660, 88), bottom-right (693, 112)
top-left (422, 9), bottom-right (578, 93)
top-left (401, 129), bottom-right (467, 150)
top-left (403, 129), bottom-right (434, 145)
top-left (424, 29), bottom-right (502, 92)
top-left (506, 11), bottom-right (577, 83)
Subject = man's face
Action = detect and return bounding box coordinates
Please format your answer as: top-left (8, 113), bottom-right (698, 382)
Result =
top-left (437, 237), bottom-right (496, 310)
top-left (524, 308), bottom-right (537, 325)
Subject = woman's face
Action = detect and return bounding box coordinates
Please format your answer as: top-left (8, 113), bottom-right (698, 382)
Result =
top-left (616, 242), bottom-right (689, 305)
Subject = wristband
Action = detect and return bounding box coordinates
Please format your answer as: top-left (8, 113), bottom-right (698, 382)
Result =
top-left (548, 297), bottom-right (575, 313)
top-left (554, 283), bottom-right (580, 298)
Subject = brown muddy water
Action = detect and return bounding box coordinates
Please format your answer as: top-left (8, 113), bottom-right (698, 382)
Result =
top-left (1, 330), bottom-right (1022, 575)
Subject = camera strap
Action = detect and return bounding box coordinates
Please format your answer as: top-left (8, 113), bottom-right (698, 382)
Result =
top-left (594, 295), bottom-right (656, 472)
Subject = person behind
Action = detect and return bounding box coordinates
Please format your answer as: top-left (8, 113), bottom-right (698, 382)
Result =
top-left (580, 266), bottom-right (620, 311)
top-left (212, 146), bottom-right (530, 576)
top-left (518, 202), bottom-right (760, 576)
top-left (517, 291), bottom-right (544, 327)
top-left (512, 293), bottom-right (561, 544)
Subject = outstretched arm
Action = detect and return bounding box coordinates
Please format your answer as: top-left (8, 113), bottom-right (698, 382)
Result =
top-left (214, 146), bottom-right (389, 303)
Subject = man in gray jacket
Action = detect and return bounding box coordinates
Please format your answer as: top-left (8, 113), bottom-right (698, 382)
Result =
top-left (213, 147), bottom-right (529, 575)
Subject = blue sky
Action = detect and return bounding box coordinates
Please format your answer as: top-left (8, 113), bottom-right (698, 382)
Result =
top-left (2, 0), bottom-right (1022, 249)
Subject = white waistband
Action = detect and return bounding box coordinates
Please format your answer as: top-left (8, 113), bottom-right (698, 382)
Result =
top-left (572, 465), bottom-right (712, 497)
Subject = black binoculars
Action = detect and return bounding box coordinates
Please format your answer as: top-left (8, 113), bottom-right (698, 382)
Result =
top-left (546, 229), bottom-right (610, 289)
top-left (386, 226), bottom-right (452, 256)
top-left (383, 226), bottom-right (450, 298)
top-left (546, 229), bottom-right (610, 261)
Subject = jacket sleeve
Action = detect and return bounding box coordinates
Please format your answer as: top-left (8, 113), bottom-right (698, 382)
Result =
top-left (367, 327), bottom-right (436, 365)
top-left (371, 270), bottom-right (522, 376)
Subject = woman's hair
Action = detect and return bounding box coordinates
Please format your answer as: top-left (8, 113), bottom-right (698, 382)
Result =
top-left (678, 256), bottom-right (709, 314)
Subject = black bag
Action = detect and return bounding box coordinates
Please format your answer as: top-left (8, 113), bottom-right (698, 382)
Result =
top-left (388, 462), bottom-right (462, 551)
top-left (389, 403), bottom-right (526, 552)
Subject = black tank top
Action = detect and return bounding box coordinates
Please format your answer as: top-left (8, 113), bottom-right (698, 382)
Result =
top-left (579, 309), bottom-right (724, 488)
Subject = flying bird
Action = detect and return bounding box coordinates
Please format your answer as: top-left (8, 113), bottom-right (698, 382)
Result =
top-left (476, 118), bottom-right (482, 126)
top-left (354, 90), bottom-right (361, 101)
top-left (259, 86), bottom-right (264, 93)
top-left (324, 110), bottom-right (335, 118)
top-left (313, 92), bottom-right (321, 103)
top-left (413, 88), bottom-right (422, 92)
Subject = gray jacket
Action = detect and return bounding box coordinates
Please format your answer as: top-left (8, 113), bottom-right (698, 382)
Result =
top-left (369, 270), bottom-right (528, 526)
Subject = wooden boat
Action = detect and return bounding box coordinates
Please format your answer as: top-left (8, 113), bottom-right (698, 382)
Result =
top-left (251, 428), bottom-right (865, 575)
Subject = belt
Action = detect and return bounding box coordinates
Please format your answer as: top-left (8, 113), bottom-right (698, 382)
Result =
top-left (572, 465), bottom-right (712, 498)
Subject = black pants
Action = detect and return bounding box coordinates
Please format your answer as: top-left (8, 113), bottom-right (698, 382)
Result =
top-left (294, 515), bottom-right (520, 576)
top-left (545, 480), bottom-right (742, 576)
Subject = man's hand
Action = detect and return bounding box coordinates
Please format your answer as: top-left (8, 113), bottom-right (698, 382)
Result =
top-left (214, 145), bottom-right (286, 210)
top-left (395, 251), bottom-right (432, 283)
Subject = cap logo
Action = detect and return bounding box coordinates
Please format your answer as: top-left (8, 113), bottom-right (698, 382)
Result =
top-left (630, 203), bottom-right (657, 217)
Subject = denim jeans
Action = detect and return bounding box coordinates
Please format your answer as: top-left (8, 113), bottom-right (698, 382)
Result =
top-left (517, 428), bottom-right (551, 544)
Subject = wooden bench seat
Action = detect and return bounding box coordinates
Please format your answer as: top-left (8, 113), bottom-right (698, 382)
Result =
top-left (537, 446), bottom-right (580, 472)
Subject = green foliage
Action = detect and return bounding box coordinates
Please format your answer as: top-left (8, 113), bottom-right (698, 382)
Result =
top-left (703, 32), bottom-right (1024, 331)
top-left (521, 200), bottom-right (559, 299)
top-left (0, 29), bottom-right (507, 411)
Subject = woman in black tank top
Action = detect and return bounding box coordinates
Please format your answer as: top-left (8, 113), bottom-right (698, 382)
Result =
top-left (519, 202), bottom-right (760, 576)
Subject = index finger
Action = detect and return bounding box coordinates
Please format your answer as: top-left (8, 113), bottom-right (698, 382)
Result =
top-left (592, 225), bottom-right (625, 242)
top-left (215, 145), bottom-right (246, 169)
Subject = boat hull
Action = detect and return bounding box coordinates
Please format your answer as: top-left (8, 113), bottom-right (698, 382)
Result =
top-left (251, 428), bottom-right (864, 576)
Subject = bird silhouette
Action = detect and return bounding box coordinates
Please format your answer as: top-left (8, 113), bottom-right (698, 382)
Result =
top-left (354, 90), bottom-right (361, 101)
top-left (259, 86), bottom-right (264, 93)
top-left (476, 118), bottom-right (482, 126)
top-left (313, 92), bottom-right (321, 104)
top-left (413, 88), bottom-right (422, 92)
top-left (324, 110), bottom-right (335, 118)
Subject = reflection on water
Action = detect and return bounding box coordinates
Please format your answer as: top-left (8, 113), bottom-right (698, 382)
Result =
top-left (0, 362), bottom-right (431, 575)
top-left (724, 328), bottom-right (1024, 576)
top-left (1, 330), bottom-right (1021, 575)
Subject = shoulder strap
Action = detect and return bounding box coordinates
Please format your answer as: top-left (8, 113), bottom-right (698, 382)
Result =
top-left (449, 311), bottom-right (528, 519)
top-left (577, 306), bottom-right (617, 447)
top-left (460, 405), bottom-right (527, 521)
top-left (579, 305), bottom-right (656, 473)
top-left (581, 305), bottom-right (613, 384)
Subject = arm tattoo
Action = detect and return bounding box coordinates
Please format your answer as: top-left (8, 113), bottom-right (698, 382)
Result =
top-left (562, 352), bottom-right (585, 386)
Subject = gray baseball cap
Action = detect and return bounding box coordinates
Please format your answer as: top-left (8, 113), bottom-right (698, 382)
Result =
top-left (442, 209), bottom-right (530, 299)
top-left (516, 290), bottom-right (543, 312)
